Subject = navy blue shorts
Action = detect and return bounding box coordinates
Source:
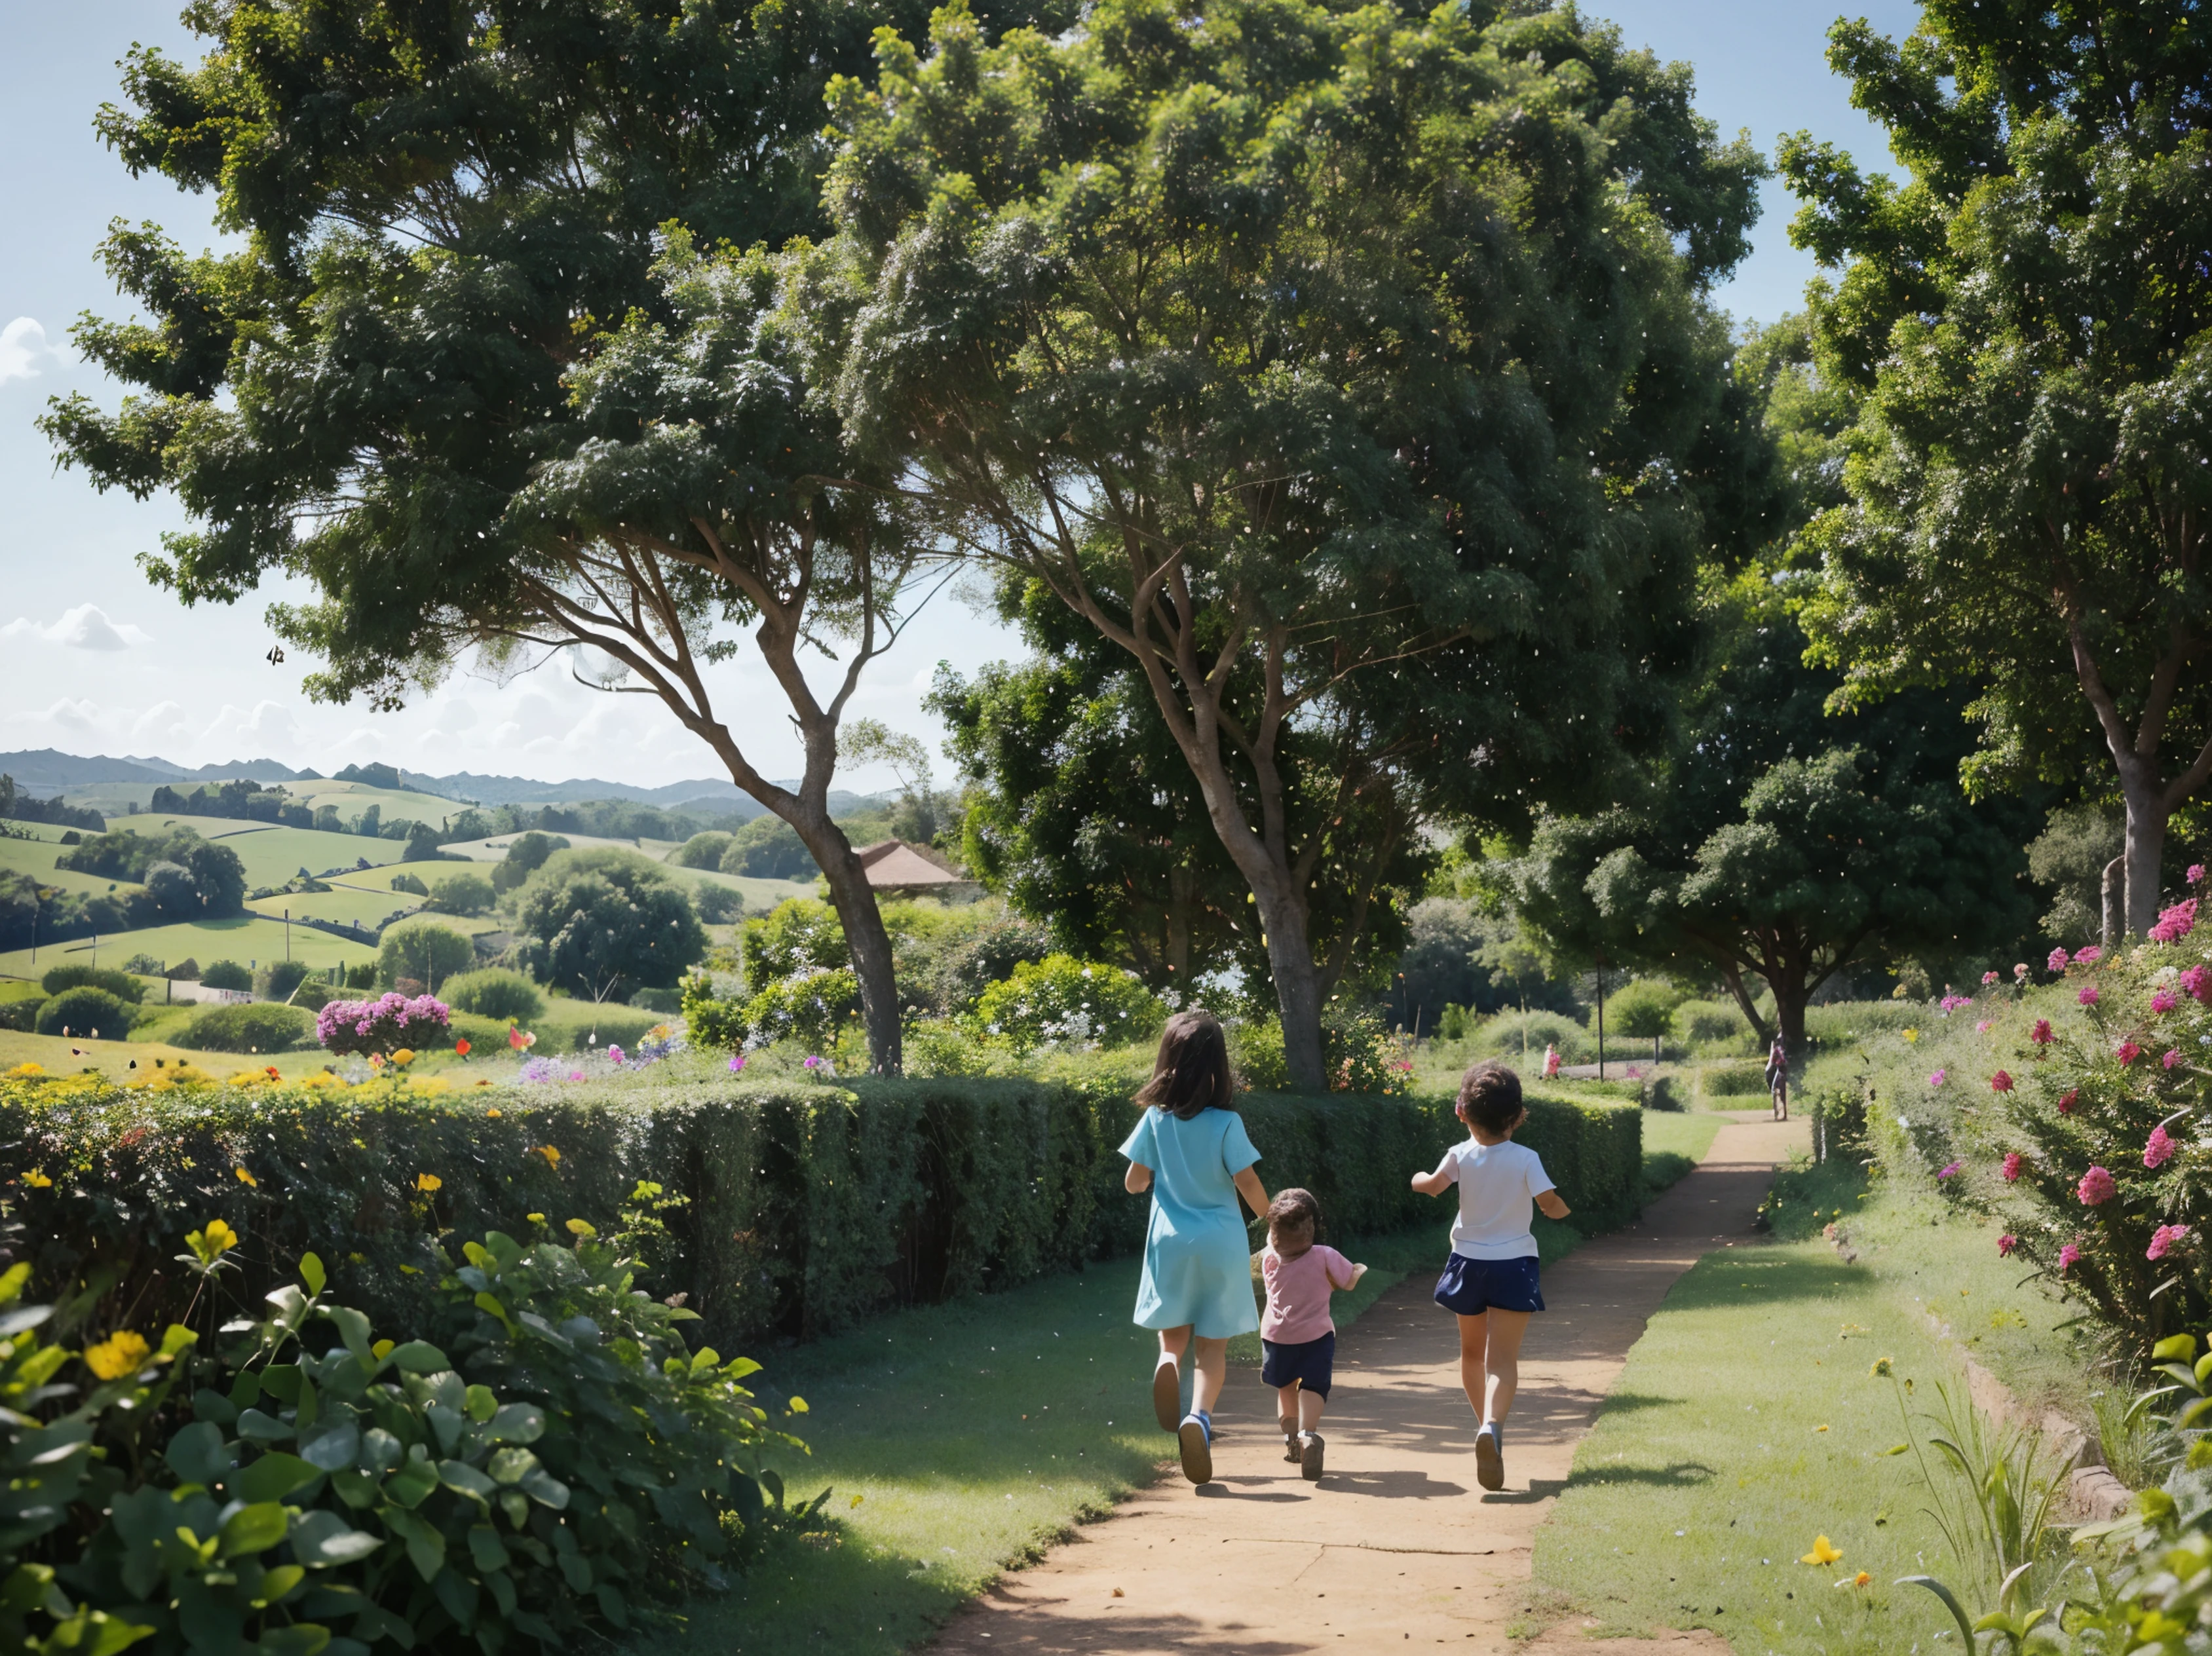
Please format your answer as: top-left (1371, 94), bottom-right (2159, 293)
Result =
top-left (1260, 1332), bottom-right (1335, 1398)
top-left (1434, 1253), bottom-right (1544, 1317)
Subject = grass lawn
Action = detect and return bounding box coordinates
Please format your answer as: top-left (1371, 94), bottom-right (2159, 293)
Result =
top-left (98, 816), bottom-right (412, 886)
top-left (0, 1028), bottom-right (278, 1080)
top-left (0, 913), bottom-right (381, 982)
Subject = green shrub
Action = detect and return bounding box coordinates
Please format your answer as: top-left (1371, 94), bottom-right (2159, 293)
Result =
top-left (1601, 978), bottom-right (1685, 1042)
top-left (171, 1001), bottom-right (316, 1052)
top-left (345, 962), bottom-right (378, 990)
top-left (377, 919), bottom-right (476, 991)
top-left (683, 969), bottom-right (859, 1053)
top-left (1478, 1009), bottom-right (1588, 1064)
top-left (41, 963), bottom-right (145, 1002)
top-left (389, 869), bottom-right (430, 895)
top-left (443, 968), bottom-right (546, 1023)
top-left (630, 985), bottom-right (683, 1014)
top-left (550, 1007), bottom-right (664, 1053)
top-left (693, 881), bottom-right (745, 924)
top-left (34, 985), bottom-right (136, 1038)
top-left (6, 1072), bottom-right (1639, 1355)
top-left (673, 831), bottom-right (734, 869)
top-left (122, 950), bottom-right (166, 974)
top-left (201, 960), bottom-right (252, 992)
top-left (254, 958), bottom-right (314, 1002)
top-left (741, 898), bottom-right (847, 987)
top-left (968, 954), bottom-right (1161, 1054)
top-left (0, 996), bottom-right (45, 1032)
top-left (1229, 1018), bottom-right (1289, 1091)
top-left (1702, 1061), bottom-right (1770, 1097)
top-left (426, 869), bottom-right (496, 915)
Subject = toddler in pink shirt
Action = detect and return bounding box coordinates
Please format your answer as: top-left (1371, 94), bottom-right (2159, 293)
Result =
top-left (1259, 1188), bottom-right (1367, 1481)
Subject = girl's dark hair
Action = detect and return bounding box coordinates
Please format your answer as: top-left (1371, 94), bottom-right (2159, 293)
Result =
top-left (1135, 1008), bottom-right (1234, 1120)
top-left (1267, 1188), bottom-right (1321, 1256)
top-left (1456, 1059), bottom-right (1525, 1133)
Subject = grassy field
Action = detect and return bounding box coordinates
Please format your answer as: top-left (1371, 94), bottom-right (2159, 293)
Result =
top-left (52, 778), bottom-right (467, 825)
top-left (0, 1027), bottom-right (279, 1079)
top-left (443, 833), bottom-right (816, 913)
top-left (0, 912), bottom-right (380, 981)
top-left (96, 816), bottom-right (413, 886)
top-left (0, 836), bottom-right (143, 899)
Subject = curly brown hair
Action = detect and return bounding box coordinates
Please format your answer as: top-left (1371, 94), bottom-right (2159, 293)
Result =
top-left (1456, 1059), bottom-right (1525, 1133)
top-left (1267, 1187), bottom-right (1322, 1257)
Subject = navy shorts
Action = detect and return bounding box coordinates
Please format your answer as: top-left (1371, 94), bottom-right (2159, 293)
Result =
top-left (1260, 1332), bottom-right (1335, 1398)
top-left (1434, 1253), bottom-right (1544, 1317)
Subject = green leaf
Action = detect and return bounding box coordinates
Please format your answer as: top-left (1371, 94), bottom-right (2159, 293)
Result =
top-left (298, 1254), bottom-right (326, 1299)
top-left (165, 1422), bottom-right (235, 1486)
top-left (518, 1469), bottom-right (570, 1510)
top-left (254, 1623), bottom-right (332, 1656)
top-left (385, 1341), bottom-right (449, 1374)
top-left (290, 1511), bottom-right (383, 1568)
top-left (323, 1306), bottom-right (373, 1367)
top-left (252, 1564), bottom-right (306, 1606)
top-left (237, 1454), bottom-right (322, 1503)
top-left (218, 1502), bottom-right (292, 1560)
top-left (487, 1404), bottom-right (544, 1444)
top-left (463, 1384), bottom-right (498, 1423)
top-left (486, 1448), bottom-right (540, 1486)
top-left (467, 1526), bottom-right (510, 1573)
top-left (237, 1408), bottom-right (294, 1443)
top-left (378, 1509), bottom-right (446, 1582)
top-left (384, 1456), bottom-right (439, 1511)
top-left (438, 1459), bottom-right (499, 1501)
top-left (1897, 1576), bottom-right (1976, 1646)
top-left (2154, 1334), bottom-right (2199, 1363)
top-left (556, 1548), bottom-right (592, 1592)
top-left (193, 1388), bottom-right (240, 1427)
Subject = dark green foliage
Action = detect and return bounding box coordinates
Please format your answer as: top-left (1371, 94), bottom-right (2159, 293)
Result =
top-left (673, 833), bottom-right (734, 871)
top-left (170, 1003), bottom-right (316, 1053)
top-left (375, 922), bottom-right (476, 993)
top-left (389, 871), bottom-right (430, 897)
top-left (200, 960), bottom-right (251, 992)
top-left (511, 850), bottom-right (708, 998)
top-left (55, 829), bottom-right (246, 917)
top-left (7, 1076), bottom-right (1639, 1353)
top-left (491, 833), bottom-right (570, 896)
top-left (1783, 5), bottom-right (2212, 935)
top-left (692, 882), bottom-right (745, 925)
top-left (442, 969), bottom-right (545, 1024)
top-left (718, 816), bottom-right (816, 881)
top-left (33, 987), bottom-right (135, 1038)
top-left (425, 871), bottom-right (495, 916)
top-left (148, 777), bottom-right (315, 828)
top-left (39, 964), bottom-right (144, 1004)
top-left (254, 960), bottom-right (314, 1002)
top-left (0, 773), bottom-right (104, 830)
top-left (0, 998), bottom-right (47, 1033)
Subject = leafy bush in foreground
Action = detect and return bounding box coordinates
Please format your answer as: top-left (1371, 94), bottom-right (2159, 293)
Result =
top-left (40, 964), bottom-right (145, 1003)
top-left (441, 969), bottom-right (544, 1024)
top-left (34, 987), bottom-right (136, 1039)
top-left (170, 1002), bottom-right (316, 1053)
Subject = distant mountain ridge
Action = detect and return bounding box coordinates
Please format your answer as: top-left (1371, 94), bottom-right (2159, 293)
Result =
top-left (0, 748), bottom-right (875, 818)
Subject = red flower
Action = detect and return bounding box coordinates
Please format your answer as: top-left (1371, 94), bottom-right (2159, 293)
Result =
top-left (2030, 1019), bottom-right (2053, 1045)
top-left (2002, 1152), bottom-right (2023, 1182)
top-left (1997, 1234), bottom-right (2018, 1256)
top-left (1990, 1070), bottom-right (2014, 1093)
top-left (2078, 1165), bottom-right (2118, 1205)
top-left (2117, 1040), bottom-right (2142, 1066)
top-left (455, 1038), bottom-right (471, 1057)
top-left (2058, 1089), bottom-right (2079, 1114)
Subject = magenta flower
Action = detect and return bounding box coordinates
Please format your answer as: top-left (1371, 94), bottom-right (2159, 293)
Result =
top-left (606, 1044), bottom-right (625, 1065)
top-left (1991, 1069), bottom-right (2014, 1093)
top-left (1998, 1233), bottom-right (2018, 1256)
top-left (2118, 1040), bottom-right (2143, 1066)
top-left (2002, 1151), bottom-right (2024, 1182)
top-left (2186, 964), bottom-right (2212, 1004)
top-left (2153, 989), bottom-right (2179, 1014)
top-left (2031, 1019), bottom-right (2054, 1045)
top-left (2078, 1165), bottom-right (2118, 1205)
top-left (2192, 864), bottom-right (2207, 886)
top-left (1977, 1019), bottom-right (1993, 1033)
top-left (1930, 1068), bottom-right (1948, 1088)
top-left (1982, 970), bottom-right (2000, 986)
top-left (2014, 963), bottom-right (2031, 982)
top-left (2080, 986), bottom-right (2101, 1006)
top-left (2150, 899), bottom-right (2199, 944)
top-left (2078, 946), bottom-right (2105, 964)
top-left (803, 1054), bottom-right (824, 1070)
top-left (1937, 1161), bottom-right (1963, 1180)
top-left (2059, 1089), bottom-right (2080, 1114)
top-left (728, 1053), bottom-right (746, 1073)
top-left (2049, 947), bottom-right (2071, 973)
top-left (2059, 1241), bottom-right (2083, 1273)
top-left (1939, 993), bottom-right (1974, 1013)
top-left (2166, 1048), bottom-right (2184, 1070)
top-left (2146, 1125), bottom-right (2178, 1169)
top-left (2149, 1224), bottom-right (2192, 1261)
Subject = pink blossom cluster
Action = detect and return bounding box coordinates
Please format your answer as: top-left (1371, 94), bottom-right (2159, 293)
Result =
top-left (2049, 947), bottom-right (2070, 973)
top-left (1929, 1068), bottom-right (1948, 1088)
top-left (2058, 1241), bottom-right (2084, 1273)
top-left (1939, 993), bottom-right (1974, 1013)
top-left (2166, 1048), bottom-right (2185, 1070)
top-left (2002, 1151), bottom-right (2023, 1182)
top-left (2077, 946), bottom-right (2105, 965)
top-left (1989, 1069), bottom-right (2014, 1093)
top-left (2118, 1040), bottom-right (2143, 1066)
top-left (1937, 1161), bottom-right (1962, 1180)
top-left (316, 992), bottom-right (451, 1057)
top-left (2150, 1224), bottom-right (2192, 1261)
top-left (2193, 864), bottom-right (2207, 886)
top-left (2150, 898), bottom-right (2200, 944)
top-left (2077, 1165), bottom-right (2118, 1205)
top-left (2080, 985), bottom-right (2101, 1006)
top-left (2031, 1019), bottom-right (2054, 1045)
top-left (2152, 988), bottom-right (2179, 1013)
top-left (2146, 1125), bottom-right (2178, 1169)
top-left (1981, 970), bottom-right (2000, 986)
top-left (2184, 964), bottom-right (2212, 1003)
top-left (1997, 1233), bottom-right (2019, 1256)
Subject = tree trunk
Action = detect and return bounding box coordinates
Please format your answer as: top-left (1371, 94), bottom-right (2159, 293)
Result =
top-left (1774, 983), bottom-right (1808, 1066)
top-left (806, 821), bottom-right (904, 1073)
top-left (1251, 874), bottom-right (1328, 1092)
top-left (2122, 785), bottom-right (2167, 939)
top-left (1720, 964), bottom-right (1774, 1047)
top-left (2101, 854), bottom-right (2124, 952)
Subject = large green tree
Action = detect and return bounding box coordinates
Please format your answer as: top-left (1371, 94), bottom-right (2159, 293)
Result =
top-left (41, 0), bottom-right (1063, 1075)
top-left (1783, 3), bottom-right (2212, 938)
top-left (809, 0), bottom-right (1764, 1087)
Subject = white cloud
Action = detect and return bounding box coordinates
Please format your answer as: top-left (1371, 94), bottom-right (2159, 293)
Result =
top-left (129, 701), bottom-right (193, 742)
top-left (1, 603), bottom-right (152, 650)
top-left (6, 697), bottom-right (114, 739)
top-left (0, 316), bottom-right (67, 385)
top-left (199, 700), bottom-right (305, 751)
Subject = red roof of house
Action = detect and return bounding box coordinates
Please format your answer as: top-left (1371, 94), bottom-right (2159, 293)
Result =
top-left (855, 839), bottom-right (972, 890)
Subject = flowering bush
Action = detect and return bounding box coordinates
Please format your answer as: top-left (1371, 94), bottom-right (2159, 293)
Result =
top-left (965, 954), bottom-right (1162, 1055)
top-left (316, 991), bottom-right (451, 1057)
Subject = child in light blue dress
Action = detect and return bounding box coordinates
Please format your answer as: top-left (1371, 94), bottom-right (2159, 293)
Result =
top-left (1120, 1009), bottom-right (1270, 1485)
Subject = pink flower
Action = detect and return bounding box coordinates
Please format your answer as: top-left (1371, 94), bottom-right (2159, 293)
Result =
top-left (2080, 986), bottom-right (2101, 1006)
top-left (2165, 1048), bottom-right (2184, 1070)
top-left (803, 1054), bottom-right (824, 1070)
top-left (1991, 1070), bottom-right (2015, 1093)
top-left (1977, 1019), bottom-right (1993, 1033)
top-left (2059, 1089), bottom-right (2080, 1114)
top-left (2031, 1019), bottom-right (2053, 1045)
top-left (2059, 1241), bottom-right (2084, 1272)
top-left (2151, 899), bottom-right (2199, 944)
top-left (1939, 993), bottom-right (1974, 1013)
top-left (1983, 970), bottom-right (2000, 986)
top-left (728, 1053), bottom-right (746, 1073)
top-left (2149, 1224), bottom-right (2192, 1261)
top-left (1930, 1068), bottom-right (1948, 1088)
top-left (2002, 1151), bottom-right (2024, 1182)
top-left (2118, 1040), bottom-right (2142, 1065)
top-left (2048, 947), bottom-right (2071, 973)
top-left (2014, 963), bottom-right (2031, 981)
top-left (606, 1045), bottom-right (625, 1065)
top-left (1937, 1161), bottom-right (1962, 1180)
top-left (2146, 1126), bottom-right (2177, 1169)
top-left (2078, 1165), bottom-right (2118, 1205)
top-left (2078, 946), bottom-right (2105, 964)
top-left (2192, 865), bottom-right (2207, 886)
top-left (1998, 1233), bottom-right (2018, 1256)
top-left (2186, 964), bottom-right (2212, 1004)
top-left (2153, 989), bottom-right (2179, 1014)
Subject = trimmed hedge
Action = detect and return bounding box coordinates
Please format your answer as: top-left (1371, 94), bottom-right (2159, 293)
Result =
top-left (3, 1073), bottom-right (1638, 1359)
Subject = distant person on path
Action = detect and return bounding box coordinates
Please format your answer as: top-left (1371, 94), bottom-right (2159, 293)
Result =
top-left (1542, 1043), bottom-right (1560, 1079)
top-left (1121, 1008), bottom-right (1270, 1486)
top-left (1766, 1034), bottom-right (1789, 1121)
top-left (1259, 1188), bottom-right (1367, 1482)
top-left (1411, 1060), bottom-right (1571, 1492)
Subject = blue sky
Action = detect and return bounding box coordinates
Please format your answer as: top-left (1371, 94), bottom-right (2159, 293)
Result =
top-left (0, 0), bottom-right (1919, 790)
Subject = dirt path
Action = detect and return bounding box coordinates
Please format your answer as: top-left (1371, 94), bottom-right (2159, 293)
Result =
top-left (925, 1116), bottom-right (1804, 1654)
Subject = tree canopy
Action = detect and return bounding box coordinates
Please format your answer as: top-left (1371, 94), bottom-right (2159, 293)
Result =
top-left (510, 848), bottom-right (710, 998)
top-left (1782, 2), bottom-right (2212, 937)
top-left (811, 0), bottom-right (1765, 1086)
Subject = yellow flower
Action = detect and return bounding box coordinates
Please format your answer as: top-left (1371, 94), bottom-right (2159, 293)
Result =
top-left (234, 1167), bottom-right (257, 1188)
top-left (1800, 1536), bottom-right (1844, 1566)
top-left (1901, 1028), bottom-right (1919, 1044)
top-left (389, 1048), bottom-right (416, 1067)
top-left (536, 1146), bottom-right (561, 1166)
top-left (23, 1169), bottom-right (52, 1189)
top-left (8, 1062), bottom-right (45, 1078)
top-left (416, 1173), bottom-right (443, 1193)
top-left (1839, 1571), bottom-right (1871, 1589)
top-left (202, 1218), bottom-right (238, 1252)
top-left (84, 1330), bottom-right (151, 1382)
top-left (566, 1218), bottom-right (597, 1237)
top-left (526, 1213), bottom-right (545, 1224)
